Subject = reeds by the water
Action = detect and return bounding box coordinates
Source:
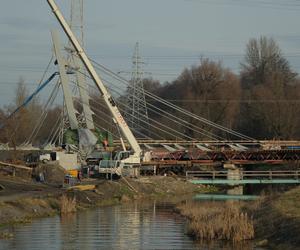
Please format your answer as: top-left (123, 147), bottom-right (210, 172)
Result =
top-left (177, 201), bottom-right (254, 242)
top-left (60, 194), bottom-right (76, 214)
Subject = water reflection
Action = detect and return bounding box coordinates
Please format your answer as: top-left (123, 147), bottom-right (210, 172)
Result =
top-left (0, 200), bottom-right (259, 250)
top-left (1, 202), bottom-right (196, 250)
top-left (194, 194), bottom-right (259, 201)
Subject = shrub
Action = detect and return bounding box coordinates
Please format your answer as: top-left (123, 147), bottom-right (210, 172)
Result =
top-left (60, 194), bottom-right (76, 214)
top-left (177, 201), bottom-right (254, 242)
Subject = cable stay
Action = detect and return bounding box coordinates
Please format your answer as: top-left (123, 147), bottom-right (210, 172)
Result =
top-left (70, 82), bottom-right (162, 141)
top-left (71, 73), bottom-right (203, 141)
top-left (74, 62), bottom-right (252, 141)
top-left (0, 72), bottom-right (59, 130)
top-left (73, 68), bottom-right (224, 141)
top-left (87, 58), bottom-right (255, 141)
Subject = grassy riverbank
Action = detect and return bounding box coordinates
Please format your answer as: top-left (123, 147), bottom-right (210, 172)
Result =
top-left (3, 170), bottom-right (299, 249)
top-left (176, 201), bottom-right (254, 242)
top-left (252, 186), bottom-right (300, 249)
top-left (0, 174), bottom-right (211, 238)
top-left (176, 186), bottom-right (300, 249)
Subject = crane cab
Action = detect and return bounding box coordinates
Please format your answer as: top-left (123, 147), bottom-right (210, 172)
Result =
top-left (97, 151), bottom-right (140, 178)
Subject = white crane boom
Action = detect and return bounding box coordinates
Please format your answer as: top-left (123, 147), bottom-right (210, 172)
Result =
top-left (46, 0), bottom-right (142, 162)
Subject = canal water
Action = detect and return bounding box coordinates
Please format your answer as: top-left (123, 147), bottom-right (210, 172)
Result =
top-left (0, 200), bottom-right (257, 250)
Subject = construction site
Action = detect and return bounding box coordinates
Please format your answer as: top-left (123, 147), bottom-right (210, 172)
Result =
top-left (1, 1), bottom-right (300, 249)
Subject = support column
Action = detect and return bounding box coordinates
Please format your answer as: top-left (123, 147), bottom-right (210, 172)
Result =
top-left (224, 163), bottom-right (243, 195)
top-left (73, 56), bottom-right (95, 130)
top-left (51, 30), bottom-right (78, 130)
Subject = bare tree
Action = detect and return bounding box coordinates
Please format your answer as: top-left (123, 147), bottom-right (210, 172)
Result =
top-left (156, 59), bottom-right (241, 139)
top-left (239, 37), bottom-right (299, 139)
top-left (241, 36), bottom-right (296, 87)
top-left (251, 73), bottom-right (300, 139)
top-left (0, 78), bottom-right (45, 146)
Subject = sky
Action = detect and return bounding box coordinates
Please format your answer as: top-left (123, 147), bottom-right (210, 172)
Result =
top-left (1, 0), bottom-right (300, 107)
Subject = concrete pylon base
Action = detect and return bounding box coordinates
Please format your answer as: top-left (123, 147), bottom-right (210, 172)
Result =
top-left (226, 165), bottom-right (244, 195)
top-left (227, 185), bottom-right (243, 195)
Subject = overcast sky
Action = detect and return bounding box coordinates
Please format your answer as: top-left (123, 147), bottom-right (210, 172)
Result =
top-left (1, 0), bottom-right (300, 106)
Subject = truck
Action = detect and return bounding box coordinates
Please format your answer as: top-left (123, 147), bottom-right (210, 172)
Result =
top-left (96, 151), bottom-right (140, 177)
top-left (47, 0), bottom-right (142, 177)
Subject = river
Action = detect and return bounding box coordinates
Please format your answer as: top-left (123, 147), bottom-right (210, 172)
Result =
top-left (0, 200), bottom-right (258, 250)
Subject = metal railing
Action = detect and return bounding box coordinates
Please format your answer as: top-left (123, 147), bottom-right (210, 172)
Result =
top-left (186, 170), bottom-right (300, 180)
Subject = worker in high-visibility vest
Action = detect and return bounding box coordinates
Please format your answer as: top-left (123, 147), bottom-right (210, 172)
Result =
top-left (103, 139), bottom-right (108, 150)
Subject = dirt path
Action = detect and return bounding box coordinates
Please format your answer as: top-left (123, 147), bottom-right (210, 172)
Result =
top-left (0, 176), bottom-right (62, 202)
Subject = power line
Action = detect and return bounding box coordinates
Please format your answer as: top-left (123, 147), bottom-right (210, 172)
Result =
top-left (75, 56), bottom-right (253, 140)
top-left (73, 74), bottom-right (194, 140)
top-left (164, 99), bottom-right (300, 103)
top-left (188, 0), bottom-right (300, 11)
top-left (73, 67), bottom-right (221, 140)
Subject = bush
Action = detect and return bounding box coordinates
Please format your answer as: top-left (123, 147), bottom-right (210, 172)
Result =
top-left (60, 194), bottom-right (76, 214)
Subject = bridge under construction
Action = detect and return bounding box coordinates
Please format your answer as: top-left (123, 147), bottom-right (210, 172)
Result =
top-left (0, 0), bottom-right (299, 184)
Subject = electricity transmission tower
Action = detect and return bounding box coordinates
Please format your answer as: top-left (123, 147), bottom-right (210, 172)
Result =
top-left (125, 42), bottom-right (149, 134)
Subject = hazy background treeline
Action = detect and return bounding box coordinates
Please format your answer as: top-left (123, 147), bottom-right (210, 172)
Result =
top-left (1, 36), bottom-right (300, 146)
top-left (144, 36), bottom-right (300, 140)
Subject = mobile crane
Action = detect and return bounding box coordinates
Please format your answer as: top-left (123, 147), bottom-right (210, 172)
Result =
top-left (47, 0), bottom-right (142, 176)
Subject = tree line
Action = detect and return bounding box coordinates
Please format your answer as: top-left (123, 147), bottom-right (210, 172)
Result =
top-left (144, 36), bottom-right (300, 140)
top-left (0, 78), bottom-right (62, 147)
top-left (1, 36), bottom-right (300, 146)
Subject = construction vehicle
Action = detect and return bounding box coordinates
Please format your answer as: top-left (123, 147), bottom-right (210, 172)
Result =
top-left (47, 0), bottom-right (142, 177)
top-left (96, 151), bottom-right (140, 177)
